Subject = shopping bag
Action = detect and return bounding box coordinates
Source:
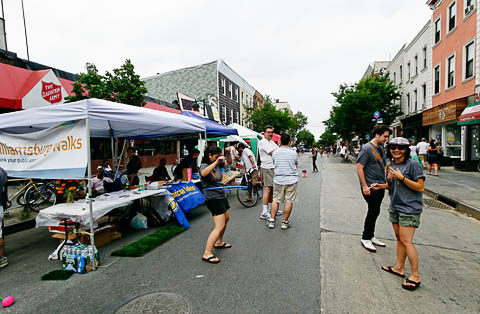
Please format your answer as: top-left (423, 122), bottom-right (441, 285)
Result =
top-left (166, 182), bottom-right (205, 213)
top-left (130, 213), bottom-right (148, 229)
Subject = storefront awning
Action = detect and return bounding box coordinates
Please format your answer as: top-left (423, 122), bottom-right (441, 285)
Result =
top-left (458, 102), bottom-right (480, 125)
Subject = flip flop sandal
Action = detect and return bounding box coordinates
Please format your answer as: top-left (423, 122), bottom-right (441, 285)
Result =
top-left (214, 242), bottom-right (232, 249)
top-left (202, 255), bottom-right (220, 264)
top-left (381, 266), bottom-right (405, 278)
top-left (402, 278), bottom-right (421, 291)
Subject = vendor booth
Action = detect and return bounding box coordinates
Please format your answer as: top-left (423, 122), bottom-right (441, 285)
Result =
top-left (0, 98), bottom-right (206, 269)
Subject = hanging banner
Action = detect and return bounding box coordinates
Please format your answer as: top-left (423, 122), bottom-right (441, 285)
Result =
top-left (0, 120), bottom-right (87, 179)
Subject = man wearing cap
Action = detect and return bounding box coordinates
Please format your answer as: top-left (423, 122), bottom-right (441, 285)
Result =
top-left (92, 166), bottom-right (113, 195)
top-left (356, 125), bottom-right (391, 252)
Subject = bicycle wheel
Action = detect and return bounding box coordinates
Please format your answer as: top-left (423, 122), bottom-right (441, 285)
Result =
top-left (16, 193), bottom-right (26, 206)
top-left (237, 183), bottom-right (259, 208)
top-left (24, 183), bottom-right (57, 212)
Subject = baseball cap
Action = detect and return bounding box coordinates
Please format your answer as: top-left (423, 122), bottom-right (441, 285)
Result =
top-left (389, 137), bottom-right (410, 146)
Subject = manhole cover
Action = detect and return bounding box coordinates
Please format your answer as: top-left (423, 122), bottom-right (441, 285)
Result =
top-left (424, 198), bottom-right (455, 210)
top-left (114, 292), bottom-right (192, 314)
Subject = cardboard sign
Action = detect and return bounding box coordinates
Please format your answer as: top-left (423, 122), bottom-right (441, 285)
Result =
top-left (0, 120), bottom-right (88, 179)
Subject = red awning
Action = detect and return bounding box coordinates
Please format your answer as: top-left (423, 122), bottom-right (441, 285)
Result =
top-left (144, 102), bottom-right (181, 114)
top-left (458, 102), bottom-right (480, 125)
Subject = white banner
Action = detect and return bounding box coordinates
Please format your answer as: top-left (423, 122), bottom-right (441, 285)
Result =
top-left (0, 120), bottom-right (87, 179)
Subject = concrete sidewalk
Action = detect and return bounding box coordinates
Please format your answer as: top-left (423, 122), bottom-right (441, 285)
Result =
top-left (423, 166), bottom-right (480, 219)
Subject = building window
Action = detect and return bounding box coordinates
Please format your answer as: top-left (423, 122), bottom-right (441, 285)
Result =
top-left (399, 65), bottom-right (403, 82)
top-left (446, 54), bottom-right (455, 88)
top-left (414, 55), bottom-right (418, 75)
top-left (407, 62), bottom-right (411, 80)
top-left (434, 65), bottom-right (440, 94)
top-left (407, 93), bottom-right (410, 112)
top-left (423, 47), bottom-right (427, 69)
top-left (236, 111), bottom-right (239, 124)
top-left (241, 91), bottom-right (244, 104)
top-left (230, 109), bottom-right (234, 123)
top-left (414, 89), bottom-right (418, 111)
top-left (464, 40), bottom-right (474, 80)
top-left (393, 72), bottom-right (396, 85)
top-left (422, 84), bottom-right (427, 108)
top-left (221, 79), bottom-right (226, 96)
top-left (464, 0), bottom-right (475, 17)
top-left (235, 88), bottom-right (239, 103)
top-left (435, 17), bottom-right (441, 44)
top-left (229, 83), bottom-right (233, 100)
top-left (222, 105), bottom-right (227, 123)
top-left (448, 1), bottom-right (456, 33)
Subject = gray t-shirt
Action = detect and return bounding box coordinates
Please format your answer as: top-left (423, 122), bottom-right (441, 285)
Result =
top-left (356, 142), bottom-right (387, 186)
top-left (200, 162), bottom-right (226, 200)
top-left (388, 159), bottom-right (425, 214)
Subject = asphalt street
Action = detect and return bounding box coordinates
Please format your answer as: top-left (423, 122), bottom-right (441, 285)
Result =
top-left (1, 154), bottom-right (479, 314)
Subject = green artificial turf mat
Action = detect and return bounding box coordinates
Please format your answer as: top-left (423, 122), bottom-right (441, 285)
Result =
top-left (41, 270), bottom-right (75, 281)
top-left (111, 225), bottom-right (187, 257)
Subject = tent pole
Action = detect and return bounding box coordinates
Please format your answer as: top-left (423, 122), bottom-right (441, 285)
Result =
top-left (116, 140), bottom-right (126, 175)
top-left (110, 136), bottom-right (115, 171)
top-left (85, 118), bottom-right (96, 271)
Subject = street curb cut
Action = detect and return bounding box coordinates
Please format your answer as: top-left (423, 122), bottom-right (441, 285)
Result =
top-left (424, 188), bottom-right (480, 220)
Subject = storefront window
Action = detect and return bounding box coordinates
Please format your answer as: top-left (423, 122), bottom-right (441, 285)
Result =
top-left (470, 125), bottom-right (480, 160)
top-left (445, 124), bottom-right (461, 157)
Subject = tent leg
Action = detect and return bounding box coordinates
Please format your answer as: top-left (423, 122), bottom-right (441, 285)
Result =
top-left (111, 136), bottom-right (115, 171)
top-left (85, 118), bottom-right (96, 271)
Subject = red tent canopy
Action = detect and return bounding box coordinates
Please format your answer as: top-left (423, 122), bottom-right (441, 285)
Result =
top-left (144, 102), bottom-right (181, 114)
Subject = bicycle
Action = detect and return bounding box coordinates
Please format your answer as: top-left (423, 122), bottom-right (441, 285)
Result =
top-left (236, 170), bottom-right (260, 208)
top-left (4, 178), bottom-right (57, 214)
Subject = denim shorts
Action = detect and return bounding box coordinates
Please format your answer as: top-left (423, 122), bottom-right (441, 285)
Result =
top-left (389, 210), bottom-right (421, 228)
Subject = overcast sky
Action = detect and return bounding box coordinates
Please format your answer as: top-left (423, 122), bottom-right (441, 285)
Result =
top-left (2, 0), bottom-right (432, 138)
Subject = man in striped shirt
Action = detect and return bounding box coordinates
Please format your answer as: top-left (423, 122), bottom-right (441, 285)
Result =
top-left (268, 133), bottom-right (298, 230)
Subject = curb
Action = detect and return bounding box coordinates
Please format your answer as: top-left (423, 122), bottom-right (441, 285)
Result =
top-left (424, 188), bottom-right (480, 220)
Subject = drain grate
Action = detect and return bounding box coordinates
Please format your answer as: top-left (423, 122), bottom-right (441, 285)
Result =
top-left (423, 198), bottom-right (456, 210)
top-left (114, 292), bottom-right (192, 314)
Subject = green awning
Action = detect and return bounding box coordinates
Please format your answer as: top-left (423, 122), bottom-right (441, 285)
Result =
top-left (458, 101), bottom-right (480, 125)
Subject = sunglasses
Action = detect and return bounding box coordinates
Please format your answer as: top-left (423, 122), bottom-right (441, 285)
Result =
top-left (265, 131), bottom-right (274, 134)
top-left (390, 145), bottom-right (407, 151)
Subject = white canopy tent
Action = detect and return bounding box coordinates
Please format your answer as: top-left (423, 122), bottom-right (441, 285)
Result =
top-left (228, 123), bottom-right (262, 139)
top-left (0, 98), bottom-right (206, 270)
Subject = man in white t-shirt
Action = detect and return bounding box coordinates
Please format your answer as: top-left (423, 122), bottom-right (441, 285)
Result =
top-left (258, 126), bottom-right (279, 219)
top-left (416, 138), bottom-right (429, 169)
top-left (340, 144), bottom-right (347, 163)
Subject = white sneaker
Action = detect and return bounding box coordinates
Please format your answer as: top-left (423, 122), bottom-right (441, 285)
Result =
top-left (360, 239), bottom-right (376, 252)
top-left (0, 256), bottom-right (8, 268)
top-left (260, 213), bottom-right (268, 220)
top-left (281, 221), bottom-right (290, 230)
top-left (277, 210), bottom-right (283, 216)
top-left (268, 219), bottom-right (275, 229)
top-left (371, 237), bottom-right (386, 247)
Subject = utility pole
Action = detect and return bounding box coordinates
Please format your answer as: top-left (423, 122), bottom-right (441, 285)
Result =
top-left (21, 0), bottom-right (29, 60)
top-left (0, 0), bottom-right (7, 51)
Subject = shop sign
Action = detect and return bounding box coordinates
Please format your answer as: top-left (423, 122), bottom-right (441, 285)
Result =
top-left (41, 81), bottom-right (63, 104)
top-left (422, 100), bottom-right (467, 126)
top-left (0, 120), bottom-right (87, 179)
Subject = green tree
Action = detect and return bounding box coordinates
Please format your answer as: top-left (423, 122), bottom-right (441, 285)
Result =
top-left (318, 129), bottom-right (337, 146)
top-left (246, 102), bottom-right (293, 134)
top-left (290, 111), bottom-right (308, 135)
top-left (66, 59), bottom-right (147, 106)
top-left (296, 129), bottom-right (315, 148)
top-left (326, 74), bottom-right (401, 140)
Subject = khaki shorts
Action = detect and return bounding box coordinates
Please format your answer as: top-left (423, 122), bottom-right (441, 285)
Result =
top-left (273, 183), bottom-right (298, 203)
top-left (419, 154), bottom-right (427, 163)
top-left (261, 168), bottom-right (274, 187)
top-left (389, 210), bottom-right (421, 228)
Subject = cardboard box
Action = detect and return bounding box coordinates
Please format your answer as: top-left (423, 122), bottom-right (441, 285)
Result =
top-left (79, 227), bottom-right (111, 248)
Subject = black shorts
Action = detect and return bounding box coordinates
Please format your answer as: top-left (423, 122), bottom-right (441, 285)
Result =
top-left (205, 198), bottom-right (230, 216)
